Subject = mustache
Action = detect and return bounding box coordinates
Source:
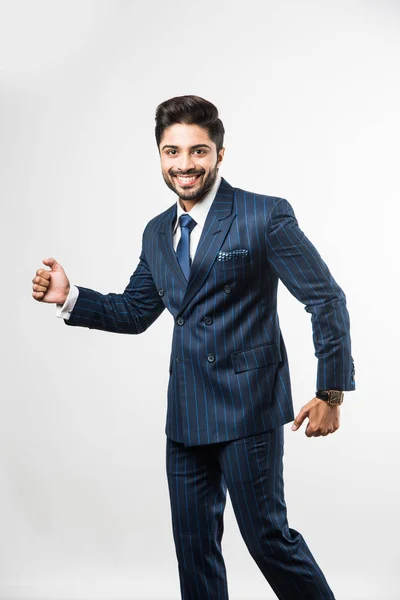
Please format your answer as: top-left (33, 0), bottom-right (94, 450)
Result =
top-left (170, 170), bottom-right (204, 176)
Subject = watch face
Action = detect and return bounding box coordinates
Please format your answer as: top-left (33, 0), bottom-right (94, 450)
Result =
top-left (330, 390), bottom-right (343, 403)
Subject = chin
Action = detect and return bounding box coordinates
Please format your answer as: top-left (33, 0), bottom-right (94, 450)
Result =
top-left (175, 182), bottom-right (203, 197)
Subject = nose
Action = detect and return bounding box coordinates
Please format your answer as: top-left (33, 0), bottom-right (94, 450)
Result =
top-left (177, 152), bottom-right (196, 173)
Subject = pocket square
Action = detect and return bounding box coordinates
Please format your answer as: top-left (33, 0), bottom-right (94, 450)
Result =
top-left (216, 249), bottom-right (249, 262)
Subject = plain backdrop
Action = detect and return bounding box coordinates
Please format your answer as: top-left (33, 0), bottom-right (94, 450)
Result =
top-left (1, 1), bottom-right (399, 599)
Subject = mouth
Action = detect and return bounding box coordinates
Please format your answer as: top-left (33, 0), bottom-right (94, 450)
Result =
top-left (174, 173), bottom-right (202, 187)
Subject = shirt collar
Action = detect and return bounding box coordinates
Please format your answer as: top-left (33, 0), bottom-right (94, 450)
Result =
top-left (172, 173), bottom-right (222, 235)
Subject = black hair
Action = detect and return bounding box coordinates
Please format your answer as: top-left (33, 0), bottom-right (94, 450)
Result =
top-left (155, 95), bottom-right (225, 152)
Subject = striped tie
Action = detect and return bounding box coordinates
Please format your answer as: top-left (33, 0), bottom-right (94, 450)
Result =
top-left (176, 213), bottom-right (197, 281)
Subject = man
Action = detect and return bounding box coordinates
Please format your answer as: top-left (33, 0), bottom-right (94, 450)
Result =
top-left (32, 95), bottom-right (355, 599)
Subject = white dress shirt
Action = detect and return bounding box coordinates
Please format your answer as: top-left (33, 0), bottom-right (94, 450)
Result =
top-left (56, 173), bottom-right (222, 320)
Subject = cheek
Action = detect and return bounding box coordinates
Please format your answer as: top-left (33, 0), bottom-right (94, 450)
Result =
top-left (202, 158), bottom-right (217, 171)
top-left (161, 161), bottom-right (173, 175)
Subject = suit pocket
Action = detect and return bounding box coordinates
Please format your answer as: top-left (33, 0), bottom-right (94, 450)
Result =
top-left (213, 249), bottom-right (251, 271)
top-left (230, 342), bottom-right (282, 374)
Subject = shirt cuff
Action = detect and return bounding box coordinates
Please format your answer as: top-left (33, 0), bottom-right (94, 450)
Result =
top-left (56, 285), bottom-right (79, 320)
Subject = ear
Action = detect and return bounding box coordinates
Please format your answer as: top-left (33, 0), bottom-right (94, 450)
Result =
top-left (217, 147), bottom-right (225, 167)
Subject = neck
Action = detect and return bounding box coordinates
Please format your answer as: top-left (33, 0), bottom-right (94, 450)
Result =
top-left (178, 172), bottom-right (220, 212)
top-left (179, 196), bottom-right (203, 212)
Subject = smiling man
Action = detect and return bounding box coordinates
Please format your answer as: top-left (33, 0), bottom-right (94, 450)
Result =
top-left (160, 122), bottom-right (223, 207)
top-left (32, 95), bottom-right (355, 599)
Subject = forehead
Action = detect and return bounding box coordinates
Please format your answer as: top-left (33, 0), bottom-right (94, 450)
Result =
top-left (160, 123), bottom-right (215, 149)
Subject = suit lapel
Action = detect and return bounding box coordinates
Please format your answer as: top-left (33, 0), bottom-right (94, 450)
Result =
top-left (157, 177), bottom-right (236, 312)
top-left (157, 202), bottom-right (188, 292)
top-left (180, 177), bottom-right (236, 313)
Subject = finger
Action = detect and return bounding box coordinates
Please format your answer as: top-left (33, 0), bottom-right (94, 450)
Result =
top-left (36, 268), bottom-right (51, 278)
top-left (305, 424), bottom-right (317, 438)
top-left (33, 274), bottom-right (50, 284)
top-left (309, 429), bottom-right (322, 437)
top-left (33, 276), bottom-right (50, 287)
top-left (33, 283), bottom-right (48, 292)
top-left (32, 291), bottom-right (45, 300)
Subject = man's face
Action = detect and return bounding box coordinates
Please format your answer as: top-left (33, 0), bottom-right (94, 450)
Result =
top-left (159, 123), bottom-right (225, 203)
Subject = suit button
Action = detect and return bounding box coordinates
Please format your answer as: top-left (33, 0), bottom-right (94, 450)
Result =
top-left (204, 316), bottom-right (213, 325)
top-left (223, 285), bottom-right (231, 293)
top-left (207, 354), bottom-right (215, 363)
top-left (158, 289), bottom-right (164, 296)
top-left (176, 317), bottom-right (185, 326)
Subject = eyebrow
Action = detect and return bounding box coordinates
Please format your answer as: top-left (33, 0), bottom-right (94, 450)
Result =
top-left (161, 143), bottom-right (212, 151)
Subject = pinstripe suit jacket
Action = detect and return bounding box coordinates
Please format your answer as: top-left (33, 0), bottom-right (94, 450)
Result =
top-left (64, 177), bottom-right (355, 446)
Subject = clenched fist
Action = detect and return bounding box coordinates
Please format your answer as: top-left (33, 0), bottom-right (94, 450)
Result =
top-left (32, 257), bottom-right (71, 304)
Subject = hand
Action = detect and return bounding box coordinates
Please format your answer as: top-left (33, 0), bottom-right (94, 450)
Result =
top-left (291, 397), bottom-right (340, 437)
top-left (32, 257), bottom-right (71, 304)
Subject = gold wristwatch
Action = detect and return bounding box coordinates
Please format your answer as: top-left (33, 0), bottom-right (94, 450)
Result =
top-left (315, 390), bottom-right (344, 407)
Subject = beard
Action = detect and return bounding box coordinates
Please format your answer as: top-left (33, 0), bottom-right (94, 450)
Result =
top-left (162, 162), bottom-right (219, 203)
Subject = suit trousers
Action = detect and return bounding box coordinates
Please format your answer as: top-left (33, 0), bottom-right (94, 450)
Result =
top-left (166, 426), bottom-right (335, 600)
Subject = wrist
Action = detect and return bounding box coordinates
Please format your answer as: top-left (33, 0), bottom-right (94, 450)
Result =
top-left (62, 285), bottom-right (71, 304)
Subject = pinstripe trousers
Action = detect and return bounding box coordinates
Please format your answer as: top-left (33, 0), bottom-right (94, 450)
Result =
top-left (166, 426), bottom-right (335, 600)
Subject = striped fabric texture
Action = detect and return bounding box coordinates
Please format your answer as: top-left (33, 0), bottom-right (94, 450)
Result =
top-left (64, 177), bottom-right (355, 447)
top-left (166, 426), bottom-right (335, 599)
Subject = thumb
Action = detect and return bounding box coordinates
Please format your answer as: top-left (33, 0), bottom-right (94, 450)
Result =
top-left (291, 408), bottom-right (308, 431)
top-left (42, 257), bottom-right (60, 271)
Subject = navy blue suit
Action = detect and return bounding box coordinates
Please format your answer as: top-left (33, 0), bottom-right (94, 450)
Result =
top-left (64, 177), bottom-right (354, 598)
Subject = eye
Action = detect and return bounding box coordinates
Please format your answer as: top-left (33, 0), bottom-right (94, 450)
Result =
top-left (166, 150), bottom-right (177, 156)
top-left (194, 149), bottom-right (206, 154)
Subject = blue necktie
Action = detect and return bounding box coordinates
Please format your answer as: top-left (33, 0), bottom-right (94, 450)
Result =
top-left (176, 213), bottom-right (197, 281)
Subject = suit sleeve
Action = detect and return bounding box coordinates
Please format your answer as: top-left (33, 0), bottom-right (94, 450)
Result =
top-left (63, 240), bottom-right (165, 334)
top-left (265, 198), bottom-right (355, 391)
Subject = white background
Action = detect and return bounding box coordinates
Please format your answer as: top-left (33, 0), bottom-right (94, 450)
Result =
top-left (1, 1), bottom-right (399, 599)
